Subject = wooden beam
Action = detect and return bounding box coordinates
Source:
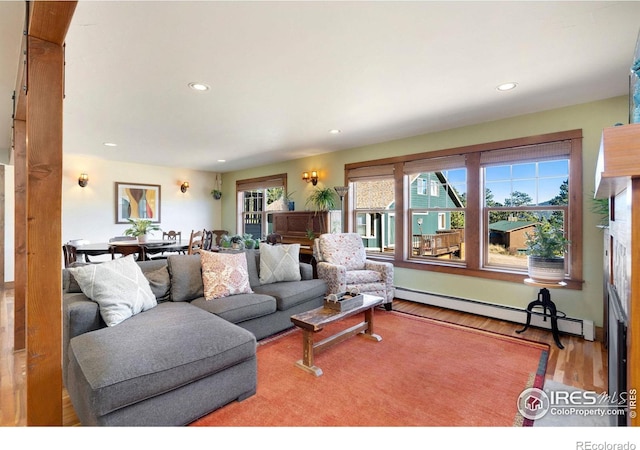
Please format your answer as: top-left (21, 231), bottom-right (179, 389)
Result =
top-left (21, 1), bottom-right (77, 426)
top-left (26, 33), bottom-right (64, 427)
top-left (13, 119), bottom-right (26, 352)
top-left (28, 1), bottom-right (77, 46)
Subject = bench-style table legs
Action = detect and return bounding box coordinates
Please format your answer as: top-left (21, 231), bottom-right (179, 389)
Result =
top-left (294, 301), bottom-right (382, 377)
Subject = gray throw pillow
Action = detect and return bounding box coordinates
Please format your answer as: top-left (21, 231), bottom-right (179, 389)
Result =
top-left (66, 261), bottom-right (88, 293)
top-left (167, 254), bottom-right (204, 301)
top-left (259, 243), bottom-right (302, 285)
top-left (244, 249), bottom-right (260, 288)
top-left (68, 255), bottom-right (157, 327)
top-left (144, 266), bottom-right (171, 302)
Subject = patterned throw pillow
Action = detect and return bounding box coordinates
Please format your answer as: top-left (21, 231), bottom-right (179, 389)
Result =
top-left (259, 244), bottom-right (301, 285)
top-left (68, 255), bottom-right (157, 327)
top-left (200, 250), bottom-right (253, 300)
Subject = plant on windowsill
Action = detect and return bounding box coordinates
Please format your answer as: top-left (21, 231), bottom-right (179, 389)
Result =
top-left (524, 220), bottom-right (570, 283)
top-left (281, 191), bottom-right (296, 211)
top-left (123, 218), bottom-right (161, 243)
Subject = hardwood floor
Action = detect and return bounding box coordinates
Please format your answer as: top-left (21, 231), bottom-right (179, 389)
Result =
top-left (0, 288), bottom-right (606, 426)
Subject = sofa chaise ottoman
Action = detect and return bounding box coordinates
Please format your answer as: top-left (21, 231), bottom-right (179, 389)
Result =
top-left (63, 246), bottom-right (327, 426)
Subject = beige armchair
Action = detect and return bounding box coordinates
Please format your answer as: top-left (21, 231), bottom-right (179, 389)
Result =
top-left (314, 233), bottom-right (394, 310)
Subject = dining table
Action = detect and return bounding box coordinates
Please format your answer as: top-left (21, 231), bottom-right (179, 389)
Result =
top-left (74, 240), bottom-right (190, 259)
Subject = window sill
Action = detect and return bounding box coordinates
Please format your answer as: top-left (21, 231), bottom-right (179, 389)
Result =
top-left (391, 259), bottom-right (583, 290)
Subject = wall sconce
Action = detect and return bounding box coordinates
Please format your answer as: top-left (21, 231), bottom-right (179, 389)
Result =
top-left (302, 170), bottom-right (318, 186)
top-left (180, 181), bottom-right (190, 193)
top-left (78, 173), bottom-right (89, 188)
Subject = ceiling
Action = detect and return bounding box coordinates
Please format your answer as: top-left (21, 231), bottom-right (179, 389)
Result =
top-left (1, 1), bottom-right (640, 173)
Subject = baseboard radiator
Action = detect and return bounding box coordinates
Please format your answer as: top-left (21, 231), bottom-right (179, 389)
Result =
top-left (394, 286), bottom-right (595, 341)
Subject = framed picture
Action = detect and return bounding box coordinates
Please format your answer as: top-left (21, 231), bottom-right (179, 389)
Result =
top-left (115, 182), bottom-right (161, 224)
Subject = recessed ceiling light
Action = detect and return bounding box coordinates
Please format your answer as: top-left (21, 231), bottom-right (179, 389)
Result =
top-left (217, 159), bottom-right (226, 163)
top-left (103, 142), bottom-right (117, 147)
top-left (188, 82), bottom-right (210, 91)
top-left (329, 129), bottom-right (342, 134)
top-left (496, 82), bottom-right (518, 92)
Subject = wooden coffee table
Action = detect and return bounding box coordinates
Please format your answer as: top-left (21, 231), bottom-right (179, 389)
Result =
top-left (290, 294), bottom-right (384, 376)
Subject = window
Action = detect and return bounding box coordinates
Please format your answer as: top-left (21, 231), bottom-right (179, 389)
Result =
top-left (344, 130), bottom-right (583, 287)
top-left (406, 157), bottom-right (467, 262)
top-left (482, 142), bottom-right (570, 272)
top-left (430, 180), bottom-right (440, 197)
top-left (236, 174), bottom-right (287, 240)
top-left (417, 178), bottom-right (427, 195)
top-left (347, 164), bottom-right (395, 256)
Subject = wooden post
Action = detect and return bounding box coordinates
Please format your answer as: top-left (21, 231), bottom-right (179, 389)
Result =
top-left (25, 33), bottom-right (64, 427)
top-left (18, 1), bottom-right (77, 426)
top-left (13, 119), bottom-right (26, 352)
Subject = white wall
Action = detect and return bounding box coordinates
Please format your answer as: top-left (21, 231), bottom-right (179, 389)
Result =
top-left (3, 155), bottom-right (222, 282)
top-left (63, 154), bottom-right (222, 243)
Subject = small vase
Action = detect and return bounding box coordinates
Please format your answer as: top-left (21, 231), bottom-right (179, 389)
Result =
top-left (138, 234), bottom-right (148, 243)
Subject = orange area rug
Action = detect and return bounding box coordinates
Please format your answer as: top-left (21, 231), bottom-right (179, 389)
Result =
top-left (191, 310), bottom-right (548, 427)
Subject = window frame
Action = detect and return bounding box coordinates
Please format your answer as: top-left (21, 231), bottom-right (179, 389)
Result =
top-left (344, 130), bottom-right (583, 289)
top-left (236, 173), bottom-right (288, 239)
top-left (351, 175), bottom-right (396, 255)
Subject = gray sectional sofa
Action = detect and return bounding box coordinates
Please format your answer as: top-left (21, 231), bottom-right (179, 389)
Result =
top-left (63, 249), bottom-right (327, 426)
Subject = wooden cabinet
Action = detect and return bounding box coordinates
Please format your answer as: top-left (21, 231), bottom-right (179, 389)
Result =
top-left (595, 124), bottom-right (640, 426)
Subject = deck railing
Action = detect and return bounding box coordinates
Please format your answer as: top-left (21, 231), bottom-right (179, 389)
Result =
top-left (412, 231), bottom-right (462, 256)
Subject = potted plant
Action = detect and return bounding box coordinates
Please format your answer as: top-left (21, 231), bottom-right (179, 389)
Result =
top-left (211, 189), bottom-right (222, 200)
top-left (219, 234), bottom-right (231, 248)
top-left (305, 186), bottom-right (337, 212)
top-left (590, 193), bottom-right (609, 228)
top-left (524, 221), bottom-right (570, 283)
top-left (282, 191), bottom-right (295, 211)
top-left (230, 234), bottom-right (245, 250)
top-left (123, 218), bottom-right (161, 243)
top-left (305, 186), bottom-right (337, 232)
top-left (243, 233), bottom-right (257, 249)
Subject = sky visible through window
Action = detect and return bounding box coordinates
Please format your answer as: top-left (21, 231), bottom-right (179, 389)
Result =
top-left (484, 159), bottom-right (568, 206)
top-left (434, 160), bottom-right (568, 207)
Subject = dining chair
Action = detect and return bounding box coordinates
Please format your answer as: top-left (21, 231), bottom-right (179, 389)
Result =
top-left (150, 230), bottom-right (184, 258)
top-left (109, 244), bottom-right (146, 261)
top-left (202, 229), bottom-right (216, 251)
top-left (188, 230), bottom-right (204, 255)
top-left (163, 230), bottom-right (181, 242)
top-left (63, 244), bottom-right (78, 268)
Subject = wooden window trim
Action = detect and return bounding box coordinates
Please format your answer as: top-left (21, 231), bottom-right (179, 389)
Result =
top-left (346, 130), bottom-right (584, 290)
top-left (236, 173), bottom-right (288, 236)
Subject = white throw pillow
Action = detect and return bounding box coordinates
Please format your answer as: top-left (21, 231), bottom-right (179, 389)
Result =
top-left (68, 255), bottom-right (157, 326)
top-left (259, 244), bottom-right (301, 285)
